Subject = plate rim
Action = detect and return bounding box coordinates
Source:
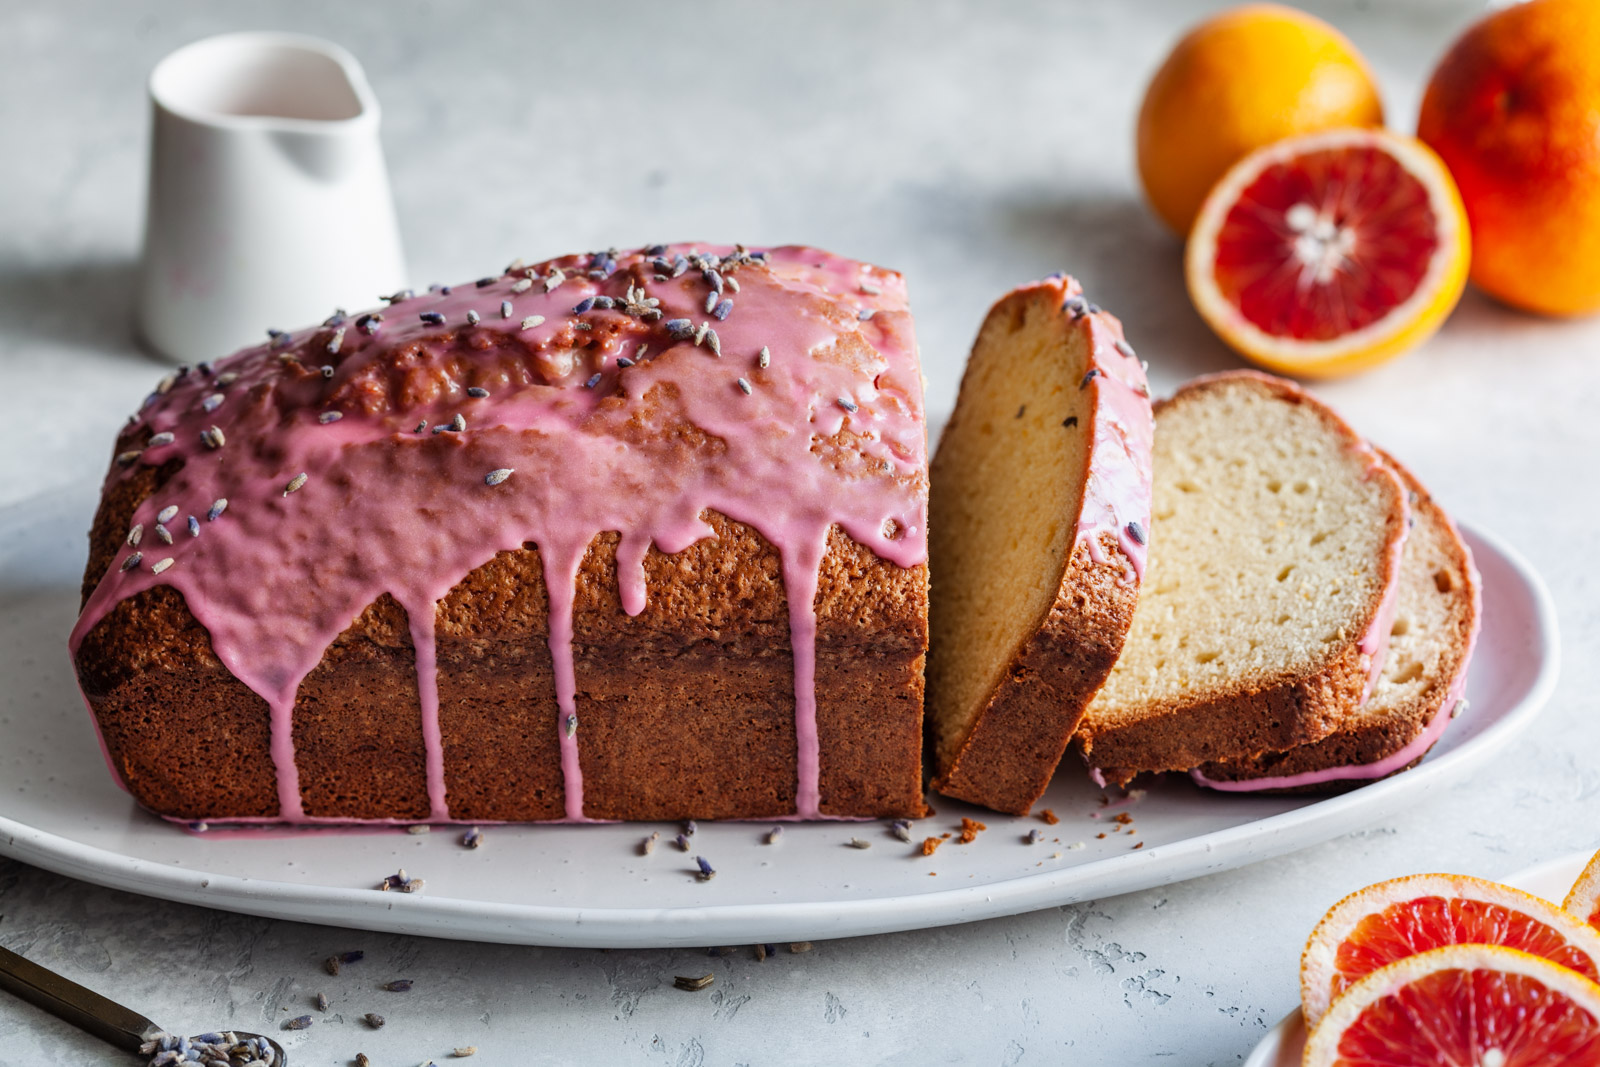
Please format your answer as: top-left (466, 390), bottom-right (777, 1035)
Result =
top-left (0, 500), bottom-right (1564, 947)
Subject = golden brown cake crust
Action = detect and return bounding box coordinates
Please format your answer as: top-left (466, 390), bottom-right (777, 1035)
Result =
top-left (76, 442), bottom-right (929, 822)
top-left (1076, 641), bottom-right (1371, 788)
top-left (930, 532), bottom-right (1138, 814)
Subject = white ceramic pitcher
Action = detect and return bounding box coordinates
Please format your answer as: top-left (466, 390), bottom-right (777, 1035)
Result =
top-left (136, 32), bottom-right (407, 365)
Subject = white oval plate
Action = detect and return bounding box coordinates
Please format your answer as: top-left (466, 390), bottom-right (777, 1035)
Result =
top-left (0, 485), bottom-right (1560, 948)
top-left (1245, 850), bottom-right (1594, 1066)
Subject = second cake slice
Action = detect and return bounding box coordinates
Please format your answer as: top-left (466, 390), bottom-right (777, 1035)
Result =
top-left (928, 277), bottom-right (1153, 814)
top-left (1075, 371), bottom-right (1409, 787)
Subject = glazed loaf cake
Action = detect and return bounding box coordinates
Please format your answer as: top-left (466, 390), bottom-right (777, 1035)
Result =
top-left (1075, 372), bottom-right (1410, 787)
top-left (72, 244), bottom-right (931, 823)
top-left (928, 278), bottom-right (1152, 815)
top-left (1192, 451), bottom-right (1479, 791)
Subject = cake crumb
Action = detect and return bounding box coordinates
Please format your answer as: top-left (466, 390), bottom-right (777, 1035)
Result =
top-left (1038, 809), bottom-right (1060, 825)
top-left (958, 818), bottom-right (987, 844)
top-left (920, 837), bottom-right (943, 856)
top-left (788, 942), bottom-right (814, 954)
top-left (452, 1048), bottom-right (478, 1057)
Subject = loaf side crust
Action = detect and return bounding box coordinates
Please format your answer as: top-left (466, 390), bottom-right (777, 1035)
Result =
top-left (76, 454), bottom-right (928, 821)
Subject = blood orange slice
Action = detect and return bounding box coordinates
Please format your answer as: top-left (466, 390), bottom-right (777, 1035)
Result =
top-left (1302, 944), bottom-right (1600, 1067)
top-left (1301, 873), bottom-right (1600, 1028)
top-left (1564, 849), bottom-right (1600, 931)
top-left (1186, 127), bottom-right (1469, 379)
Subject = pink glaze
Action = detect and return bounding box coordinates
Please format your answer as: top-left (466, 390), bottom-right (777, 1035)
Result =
top-left (1032, 276), bottom-right (1153, 586)
top-left (70, 244), bottom-right (928, 824)
top-left (1353, 450), bottom-right (1410, 698)
top-left (1191, 506), bottom-right (1482, 793)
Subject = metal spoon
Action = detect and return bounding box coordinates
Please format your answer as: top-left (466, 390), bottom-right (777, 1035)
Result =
top-left (0, 943), bottom-right (288, 1065)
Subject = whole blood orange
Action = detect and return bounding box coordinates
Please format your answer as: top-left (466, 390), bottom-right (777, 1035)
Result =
top-left (1300, 873), bottom-right (1600, 1028)
top-left (1564, 849), bottom-right (1600, 931)
top-left (1185, 128), bottom-right (1468, 379)
top-left (1303, 944), bottom-right (1600, 1067)
top-left (1136, 3), bottom-right (1383, 236)
top-left (1418, 0), bottom-right (1600, 316)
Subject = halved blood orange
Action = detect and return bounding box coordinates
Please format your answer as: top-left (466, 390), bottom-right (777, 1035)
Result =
top-left (1186, 127), bottom-right (1470, 379)
top-left (1302, 944), bottom-right (1600, 1067)
top-left (1300, 873), bottom-right (1600, 1028)
top-left (1564, 849), bottom-right (1600, 931)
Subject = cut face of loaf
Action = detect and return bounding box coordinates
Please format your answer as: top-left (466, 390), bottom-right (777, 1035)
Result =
top-left (928, 277), bottom-right (1153, 815)
top-left (1193, 452), bottom-right (1479, 790)
top-left (1075, 371), bottom-right (1409, 787)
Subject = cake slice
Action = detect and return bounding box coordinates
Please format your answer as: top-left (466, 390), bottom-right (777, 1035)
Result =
top-left (928, 276), bottom-right (1153, 815)
top-left (1191, 452), bottom-right (1479, 791)
top-left (1074, 371), bottom-right (1409, 787)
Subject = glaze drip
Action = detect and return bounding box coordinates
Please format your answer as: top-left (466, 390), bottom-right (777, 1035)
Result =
top-left (71, 244), bottom-right (929, 823)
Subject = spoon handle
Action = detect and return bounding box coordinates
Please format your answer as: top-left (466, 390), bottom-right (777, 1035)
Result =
top-left (0, 943), bottom-right (158, 1053)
